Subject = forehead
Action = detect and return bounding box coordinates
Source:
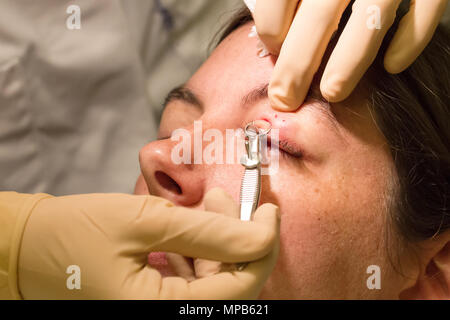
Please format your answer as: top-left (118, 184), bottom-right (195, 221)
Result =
top-left (187, 23), bottom-right (275, 107)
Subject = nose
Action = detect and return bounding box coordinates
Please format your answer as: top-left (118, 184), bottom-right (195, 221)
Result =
top-left (139, 138), bottom-right (205, 207)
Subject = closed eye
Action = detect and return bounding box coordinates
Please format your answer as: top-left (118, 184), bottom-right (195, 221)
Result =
top-left (267, 137), bottom-right (303, 159)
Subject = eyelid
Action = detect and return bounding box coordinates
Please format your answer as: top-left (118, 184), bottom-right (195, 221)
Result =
top-left (278, 140), bottom-right (303, 158)
top-left (267, 135), bottom-right (303, 159)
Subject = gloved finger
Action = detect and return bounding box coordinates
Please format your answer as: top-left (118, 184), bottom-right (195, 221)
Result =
top-left (320, 0), bottom-right (401, 102)
top-left (254, 0), bottom-right (299, 55)
top-left (133, 196), bottom-right (280, 263)
top-left (158, 241), bottom-right (279, 300)
top-left (157, 205), bottom-right (281, 300)
top-left (166, 253), bottom-right (196, 282)
top-left (269, 0), bottom-right (350, 111)
top-left (203, 188), bottom-right (240, 216)
top-left (163, 190), bottom-right (235, 281)
top-left (194, 188), bottom-right (240, 278)
top-left (384, 0), bottom-right (448, 74)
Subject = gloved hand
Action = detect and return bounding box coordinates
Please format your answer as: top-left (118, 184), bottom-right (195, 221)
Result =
top-left (17, 190), bottom-right (280, 299)
top-left (166, 188), bottom-right (252, 280)
top-left (252, 0), bottom-right (448, 109)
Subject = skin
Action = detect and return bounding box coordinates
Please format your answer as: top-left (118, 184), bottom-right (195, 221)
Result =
top-left (134, 23), bottom-right (418, 299)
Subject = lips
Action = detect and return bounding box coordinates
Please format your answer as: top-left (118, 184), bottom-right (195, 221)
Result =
top-left (148, 252), bottom-right (177, 277)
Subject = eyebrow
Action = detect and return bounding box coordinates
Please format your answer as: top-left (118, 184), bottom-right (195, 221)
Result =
top-left (163, 83), bottom-right (338, 128)
top-left (163, 86), bottom-right (203, 110)
top-left (164, 84), bottom-right (270, 112)
top-left (241, 83), bottom-right (269, 107)
top-left (305, 85), bottom-right (342, 136)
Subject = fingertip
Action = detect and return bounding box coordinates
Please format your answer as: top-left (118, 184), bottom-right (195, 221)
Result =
top-left (257, 203), bottom-right (281, 221)
top-left (384, 36), bottom-right (414, 74)
top-left (204, 187), bottom-right (230, 203)
top-left (268, 88), bottom-right (302, 112)
top-left (320, 73), bottom-right (351, 103)
top-left (204, 187), bottom-right (239, 218)
top-left (256, 32), bottom-right (283, 56)
top-left (384, 54), bottom-right (406, 74)
top-left (194, 258), bottom-right (222, 279)
top-left (252, 203), bottom-right (280, 248)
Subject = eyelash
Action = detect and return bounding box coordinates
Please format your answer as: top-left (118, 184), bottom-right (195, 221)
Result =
top-left (268, 140), bottom-right (303, 160)
top-left (278, 140), bottom-right (303, 159)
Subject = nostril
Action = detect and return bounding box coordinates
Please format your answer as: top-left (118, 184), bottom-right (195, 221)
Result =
top-left (155, 171), bottom-right (182, 195)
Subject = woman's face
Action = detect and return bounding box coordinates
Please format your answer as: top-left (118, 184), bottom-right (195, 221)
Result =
top-left (136, 24), bottom-right (409, 299)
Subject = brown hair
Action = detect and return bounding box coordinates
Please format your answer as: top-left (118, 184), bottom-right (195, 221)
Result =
top-left (214, 3), bottom-right (450, 250)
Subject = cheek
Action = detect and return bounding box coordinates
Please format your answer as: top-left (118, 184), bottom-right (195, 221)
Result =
top-left (203, 163), bottom-right (244, 206)
top-left (134, 174), bottom-right (149, 195)
top-left (260, 165), bottom-right (344, 282)
top-left (260, 161), bottom-right (390, 297)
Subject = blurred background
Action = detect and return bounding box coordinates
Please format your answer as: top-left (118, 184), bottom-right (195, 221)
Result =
top-left (0, 0), bottom-right (448, 196)
top-left (0, 0), bottom-right (241, 195)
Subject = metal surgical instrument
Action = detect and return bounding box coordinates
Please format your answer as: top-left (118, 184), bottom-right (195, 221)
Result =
top-left (237, 120), bottom-right (271, 270)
